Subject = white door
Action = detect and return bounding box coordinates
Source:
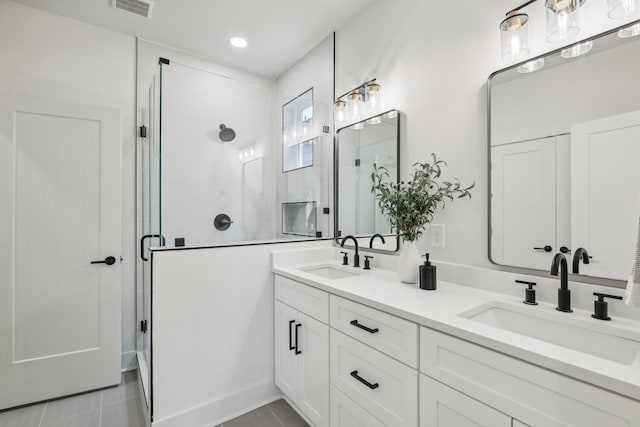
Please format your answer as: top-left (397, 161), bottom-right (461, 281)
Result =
top-left (297, 312), bottom-right (329, 427)
top-left (491, 137), bottom-right (557, 269)
top-left (274, 301), bottom-right (299, 399)
top-left (420, 375), bottom-right (511, 427)
top-left (0, 96), bottom-right (122, 409)
top-left (571, 111), bottom-right (640, 280)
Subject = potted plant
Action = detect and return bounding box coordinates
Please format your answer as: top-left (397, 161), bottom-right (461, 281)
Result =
top-left (371, 153), bottom-right (474, 283)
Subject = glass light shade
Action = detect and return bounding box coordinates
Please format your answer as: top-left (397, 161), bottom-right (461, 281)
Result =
top-left (517, 58), bottom-right (545, 73)
top-left (384, 110), bottom-right (398, 119)
top-left (561, 40), bottom-right (593, 58)
top-left (546, 0), bottom-right (583, 43)
top-left (348, 90), bottom-right (364, 120)
top-left (352, 122), bottom-right (364, 130)
top-left (334, 99), bottom-right (347, 125)
top-left (366, 116), bottom-right (382, 125)
top-left (618, 22), bottom-right (640, 37)
top-left (608, 0), bottom-right (640, 18)
top-left (365, 82), bottom-right (381, 112)
top-left (500, 12), bottom-right (530, 60)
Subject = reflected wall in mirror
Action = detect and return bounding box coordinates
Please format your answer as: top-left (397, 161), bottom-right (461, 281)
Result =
top-left (336, 110), bottom-right (400, 252)
top-left (489, 21), bottom-right (640, 281)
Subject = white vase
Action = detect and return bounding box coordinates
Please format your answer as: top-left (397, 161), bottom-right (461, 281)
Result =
top-left (397, 240), bottom-right (422, 284)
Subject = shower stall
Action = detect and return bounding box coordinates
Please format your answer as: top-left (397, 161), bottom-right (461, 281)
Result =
top-left (136, 35), bottom-right (334, 413)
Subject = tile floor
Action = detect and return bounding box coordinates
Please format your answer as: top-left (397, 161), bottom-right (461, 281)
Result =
top-left (0, 371), bottom-right (145, 427)
top-left (0, 372), bottom-right (307, 427)
top-left (217, 399), bottom-right (309, 427)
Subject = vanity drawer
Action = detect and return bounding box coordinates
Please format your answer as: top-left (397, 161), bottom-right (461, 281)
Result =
top-left (275, 275), bottom-right (328, 323)
top-left (330, 329), bottom-right (418, 427)
top-left (330, 295), bottom-right (418, 368)
top-left (330, 385), bottom-right (386, 427)
top-left (420, 327), bottom-right (640, 427)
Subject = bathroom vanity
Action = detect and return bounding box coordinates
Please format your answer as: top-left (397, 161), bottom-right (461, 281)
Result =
top-left (272, 248), bottom-right (640, 427)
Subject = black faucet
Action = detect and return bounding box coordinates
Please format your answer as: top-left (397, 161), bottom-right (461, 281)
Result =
top-left (572, 247), bottom-right (590, 274)
top-left (550, 253), bottom-right (572, 312)
top-left (369, 233), bottom-right (386, 248)
top-left (340, 235), bottom-right (360, 268)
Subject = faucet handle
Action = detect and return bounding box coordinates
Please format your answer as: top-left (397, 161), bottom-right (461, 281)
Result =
top-left (364, 255), bottom-right (373, 270)
top-left (515, 280), bottom-right (537, 305)
top-left (340, 251), bottom-right (349, 266)
top-left (592, 292), bottom-right (623, 321)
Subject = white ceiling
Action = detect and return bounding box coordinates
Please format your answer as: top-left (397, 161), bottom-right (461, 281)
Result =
top-left (13, 0), bottom-right (376, 77)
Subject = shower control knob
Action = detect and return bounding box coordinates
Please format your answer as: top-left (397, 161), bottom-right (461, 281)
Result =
top-left (91, 256), bottom-right (117, 266)
top-left (533, 245), bottom-right (553, 253)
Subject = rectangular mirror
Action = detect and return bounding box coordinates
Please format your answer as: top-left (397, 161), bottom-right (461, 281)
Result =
top-left (489, 20), bottom-right (640, 281)
top-left (336, 110), bottom-right (400, 252)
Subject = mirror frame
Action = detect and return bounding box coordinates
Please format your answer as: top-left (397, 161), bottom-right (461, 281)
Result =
top-left (486, 19), bottom-right (640, 286)
top-left (334, 109), bottom-right (401, 254)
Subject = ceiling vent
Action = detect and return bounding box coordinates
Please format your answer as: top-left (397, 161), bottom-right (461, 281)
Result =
top-left (112, 0), bottom-right (153, 19)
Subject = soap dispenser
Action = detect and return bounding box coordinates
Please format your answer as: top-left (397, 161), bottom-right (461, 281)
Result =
top-left (420, 254), bottom-right (437, 290)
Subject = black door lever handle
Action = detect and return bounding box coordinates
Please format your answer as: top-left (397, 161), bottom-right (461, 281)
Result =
top-left (533, 245), bottom-right (552, 253)
top-left (91, 256), bottom-right (116, 265)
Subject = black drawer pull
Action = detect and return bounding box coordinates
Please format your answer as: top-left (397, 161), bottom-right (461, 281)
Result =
top-left (288, 320), bottom-right (295, 351)
top-left (294, 323), bottom-right (302, 355)
top-left (350, 319), bottom-right (379, 334)
top-left (350, 370), bottom-right (379, 390)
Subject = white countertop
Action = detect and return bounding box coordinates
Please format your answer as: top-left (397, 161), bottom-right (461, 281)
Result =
top-left (272, 252), bottom-right (640, 402)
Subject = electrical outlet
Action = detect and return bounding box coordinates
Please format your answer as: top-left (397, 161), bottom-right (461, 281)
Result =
top-left (431, 224), bottom-right (445, 248)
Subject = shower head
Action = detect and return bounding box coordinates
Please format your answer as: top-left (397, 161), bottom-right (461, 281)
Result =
top-left (219, 124), bottom-right (236, 142)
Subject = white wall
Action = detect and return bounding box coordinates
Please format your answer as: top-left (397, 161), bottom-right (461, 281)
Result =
top-left (335, 0), bottom-right (640, 269)
top-left (150, 239), bottom-right (331, 427)
top-left (0, 1), bottom-right (138, 370)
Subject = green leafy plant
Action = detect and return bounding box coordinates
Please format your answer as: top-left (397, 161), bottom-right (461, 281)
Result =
top-left (371, 153), bottom-right (474, 242)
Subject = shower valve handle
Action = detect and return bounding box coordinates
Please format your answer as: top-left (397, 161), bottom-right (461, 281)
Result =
top-left (91, 256), bottom-right (116, 266)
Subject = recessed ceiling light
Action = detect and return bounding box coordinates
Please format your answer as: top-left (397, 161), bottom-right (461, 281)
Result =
top-left (230, 37), bottom-right (248, 48)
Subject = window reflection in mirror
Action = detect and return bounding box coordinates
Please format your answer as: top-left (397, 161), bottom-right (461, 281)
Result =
top-left (488, 21), bottom-right (640, 281)
top-left (283, 88), bottom-right (314, 172)
top-left (336, 110), bottom-right (400, 252)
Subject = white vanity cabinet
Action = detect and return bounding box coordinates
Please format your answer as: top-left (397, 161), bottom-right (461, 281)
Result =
top-left (275, 277), bottom-right (329, 427)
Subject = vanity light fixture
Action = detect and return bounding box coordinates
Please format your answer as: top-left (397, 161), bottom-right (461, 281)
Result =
top-left (229, 37), bottom-right (248, 48)
top-left (618, 22), bottom-right (640, 37)
top-left (517, 57), bottom-right (545, 73)
top-left (352, 122), bottom-right (364, 130)
top-left (561, 40), bottom-right (593, 57)
top-left (500, 0), bottom-right (589, 60)
top-left (334, 79), bottom-right (381, 126)
top-left (366, 116), bottom-right (382, 125)
top-left (384, 110), bottom-right (398, 119)
top-left (608, 0), bottom-right (640, 18)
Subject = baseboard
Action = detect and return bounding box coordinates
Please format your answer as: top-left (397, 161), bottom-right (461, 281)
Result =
top-left (151, 379), bottom-right (281, 427)
top-left (121, 351), bottom-right (137, 372)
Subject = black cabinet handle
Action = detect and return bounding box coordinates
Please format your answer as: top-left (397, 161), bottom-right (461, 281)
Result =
top-left (91, 256), bottom-right (116, 266)
top-left (350, 320), bottom-right (379, 334)
top-left (533, 245), bottom-right (552, 253)
top-left (350, 370), bottom-right (379, 390)
top-left (288, 320), bottom-right (295, 351)
top-left (560, 246), bottom-right (571, 254)
top-left (294, 323), bottom-right (302, 355)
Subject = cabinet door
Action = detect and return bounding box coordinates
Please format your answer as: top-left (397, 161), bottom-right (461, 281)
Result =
top-left (275, 301), bottom-right (299, 399)
top-left (297, 312), bottom-right (329, 427)
top-left (420, 375), bottom-right (511, 427)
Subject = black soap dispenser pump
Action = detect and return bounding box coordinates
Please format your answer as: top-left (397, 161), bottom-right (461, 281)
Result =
top-left (420, 254), bottom-right (437, 290)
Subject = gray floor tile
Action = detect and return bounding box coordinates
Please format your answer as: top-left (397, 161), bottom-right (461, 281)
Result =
top-left (101, 397), bottom-right (145, 427)
top-left (102, 372), bottom-right (138, 406)
top-left (268, 399), bottom-right (309, 427)
top-left (0, 403), bottom-right (45, 427)
top-left (41, 409), bottom-right (99, 427)
top-left (224, 406), bottom-right (284, 427)
top-left (41, 391), bottom-right (101, 424)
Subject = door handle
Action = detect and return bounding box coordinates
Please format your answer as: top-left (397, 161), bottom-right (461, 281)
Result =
top-left (140, 234), bottom-right (166, 261)
top-left (91, 256), bottom-right (116, 266)
top-left (288, 320), bottom-right (295, 351)
top-left (350, 320), bottom-right (379, 334)
top-left (533, 245), bottom-right (552, 253)
top-left (350, 370), bottom-right (379, 390)
top-left (294, 323), bottom-right (302, 355)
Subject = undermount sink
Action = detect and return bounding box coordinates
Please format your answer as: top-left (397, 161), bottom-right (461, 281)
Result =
top-left (460, 302), bottom-right (640, 365)
top-left (299, 265), bottom-right (361, 280)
